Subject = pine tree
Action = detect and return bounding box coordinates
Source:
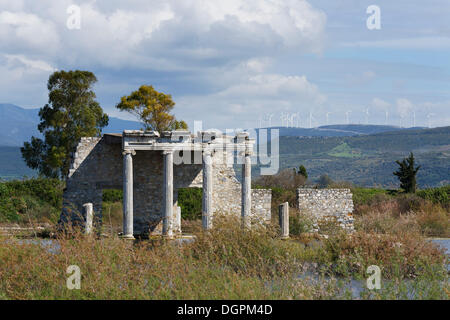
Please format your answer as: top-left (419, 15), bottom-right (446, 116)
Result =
top-left (393, 152), bottom-right (420, 193)
top-left (21, 70), bottom-right (108, 179)
top-left (298, 165), bottom-right (308, 179)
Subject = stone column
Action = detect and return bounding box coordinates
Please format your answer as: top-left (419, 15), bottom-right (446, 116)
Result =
top-left (174, 205), bottom-right (182, 234)
top-left (278, 202), bottom-right (289, 239)
top-left (83, 203), bottom-right (93, 235)
top-left (163, 150), bottom-right (174, 237)
top-left (241, 151), bottom-right (252, 228)
top-left (122, 150), bottom-right (135, 239)
top-left (202, 150), bottom-right (213, 230)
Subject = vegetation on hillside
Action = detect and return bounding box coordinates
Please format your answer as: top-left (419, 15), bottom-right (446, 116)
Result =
top-left (0, 178), bottom-right (64, 224)
top-left (274, 126), bottom-right (450, 187)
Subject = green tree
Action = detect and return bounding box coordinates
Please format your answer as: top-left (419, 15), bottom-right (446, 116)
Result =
top-left (298, 165), bottom-right (308, 179)
top-left (393, 152), bottom-right (420, 193)
top-left (318, 174), bottom-right (333, 188)
top-left (116, 85), bottom-right (187, 132)
top-left (21, 70), bottom-right (108, 179)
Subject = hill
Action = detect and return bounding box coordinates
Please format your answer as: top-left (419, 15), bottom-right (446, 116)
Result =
top-left (270, 126), bottom-right (450, 188)
top-left (0, 146), bottom-right (37, 180)
top-left (255, 124), bottom-right (415, 138)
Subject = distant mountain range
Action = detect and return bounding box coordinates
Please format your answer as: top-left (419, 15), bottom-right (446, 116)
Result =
top-left (0, 103), bottom-right (447, 187)
top-left (0, 103), bottom-right (143, 146)
top-left (0, 103), bottom-right (423, 146)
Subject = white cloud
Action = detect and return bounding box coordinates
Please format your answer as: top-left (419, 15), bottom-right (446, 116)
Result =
top-left (176, 69), bottom-right (326, 129)
top-left (396, 98), bottom-right (414, 118)
top-left (371, 98), bottom-right (391, 111)
top-left (4, 54), bottom-right (56, 72)
top-left (0, 0), bottom-right (327, 70)
top-left (0, 11), bottom-right (59, 54)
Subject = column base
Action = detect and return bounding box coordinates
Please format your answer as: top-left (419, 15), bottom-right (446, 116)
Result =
top-left (120, 234), bottom-right (135, 240)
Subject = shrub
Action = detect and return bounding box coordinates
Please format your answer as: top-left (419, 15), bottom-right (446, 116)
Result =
top-left (102, 189), bottom-right (123, 202)
top-left (354, 192), bottom-right (450, 238)
top-left (417, 186), bottom-right (449, 207)
top-left (253, 168), bottom-right (306, 190)
top-left (0, 178), bottom-right (64, 224)
top-left (351, 187), bottom-right (391, 206)
top-left (3, 178), bottom-right (64, 209)
top-left (289, 209), bottom-right (316, 236)
top-left (322, 231), bottom-right (446, 279)
top-left (177, 188), bottom-right (202, 220)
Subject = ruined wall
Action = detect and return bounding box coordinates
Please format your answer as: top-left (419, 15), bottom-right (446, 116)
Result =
top-left (60, 135), bottom-right (271, 236)
top-left (211, 151), bottom-right (271, 222)
top-left (251, 189), bottom-right (272, 222)
top-left (60, 136), bottom-right (116, 228)
top-left (296, 188), bottom-right (354, 231)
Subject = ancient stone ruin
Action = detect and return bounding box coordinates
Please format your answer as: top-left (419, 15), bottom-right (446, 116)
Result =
top-left (59, 130), bottom-right (272, 238)
top-left (296, 188), bottom-right (354, 231)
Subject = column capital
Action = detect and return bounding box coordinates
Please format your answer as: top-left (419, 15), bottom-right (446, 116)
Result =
top-left (122, 149), bottom-right (136, 156)
top-left (162, 150), bottom-right (174, 155)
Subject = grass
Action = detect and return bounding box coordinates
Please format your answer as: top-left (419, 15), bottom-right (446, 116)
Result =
top-left (0, 216), bottom-right (448, 300)
top-left (354, 193), bottom-right (450, 238)
top-left (0, 178), bottom-right (448, 300)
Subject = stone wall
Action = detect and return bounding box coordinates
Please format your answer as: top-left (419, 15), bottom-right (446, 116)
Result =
top-left (296, 188), bottom-right (354, 231)
top-left (60, 135), bottom-right (271, 236)
top-left (251, 189), bottom-right (272, 222)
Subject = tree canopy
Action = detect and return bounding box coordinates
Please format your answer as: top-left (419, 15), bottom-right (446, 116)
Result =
top-left (297, 165), bottom-right (308, 179)
top-left (21, 70), bottom-right (108, 179)
top-left (115, 85), bottom-right (187, 132)
top-left (393, 152), bottom-right (421, 193)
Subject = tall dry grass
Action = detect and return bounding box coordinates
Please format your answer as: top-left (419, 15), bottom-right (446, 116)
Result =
top-left (0, 215), bottom-right (447, 300)
top-left (0, 217), bottom-right (342, 299)
top-left (354, 195), bottom-right (450, 238)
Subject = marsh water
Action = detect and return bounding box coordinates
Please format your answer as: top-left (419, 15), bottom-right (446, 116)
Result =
top-left (431, 238), bottom-right (450, 255)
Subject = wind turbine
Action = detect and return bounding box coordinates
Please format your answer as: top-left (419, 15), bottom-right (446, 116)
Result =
top-left (365, 108), bottom-right (370, 124)
top-left (412, 111), bottom-right (416, 127)
top-left (385, 110), bottom-right (389, 125)
top-left (308, 111), bottom-right (317, 128)
top-left (280, 112), bottom-right (289, 127)
top-left (326, 112), bottom-right (332, 125)
top-left (289, 113), bottom-right (297, 128)
top-left (258, 115), bottom-right (262, 128)
top-left (265, 113), bottom-right (273, 128)
top-left (426, 113), bottom-right (435, 128)
top-left (309, 111), bottom-right (313, 128)
top-left (345, 110), bottom-right (352, 125)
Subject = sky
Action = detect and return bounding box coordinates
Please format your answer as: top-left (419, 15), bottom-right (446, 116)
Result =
top-left (0, 0), bottom-right (449, 130)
